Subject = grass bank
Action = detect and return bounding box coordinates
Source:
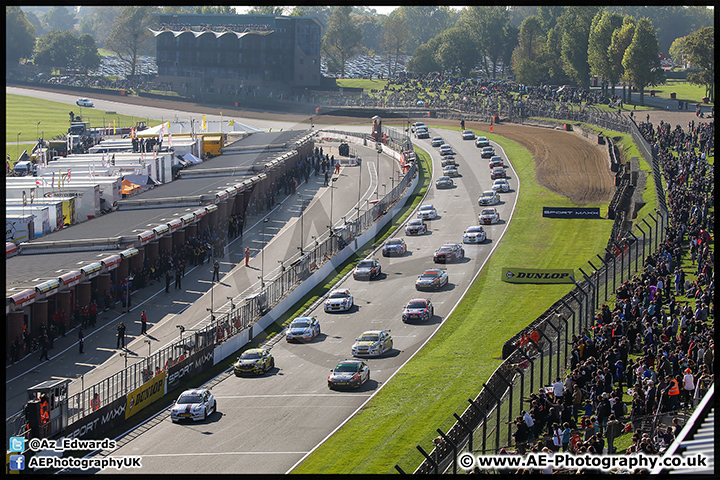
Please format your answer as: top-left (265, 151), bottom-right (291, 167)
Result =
top-left (293, 128), bottom-right (615, 474)
top-left (5, 93), bottom-right (161, 165)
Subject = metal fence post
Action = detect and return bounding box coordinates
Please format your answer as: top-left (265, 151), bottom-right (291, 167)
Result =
top-left (436, 428), bottom-right (457, 475)
top-left (453, 413), bottom-right (474, 453)
top-left (648, 212), bottom-right (658, 251)
top-left (604, 248), bottom-right (617, 293)
top-left (628, 231), bottom-right (640, 273)
top-left (468, 398), bottom-right (488, 454)
top-left (416, 445), bottom-right (438, 475)
top-left (637, 224), bottom-right (646, 270)
top-left (481, 384), bottom-right (503, 453)
top-left (642, 218), bottom-right (653, 261)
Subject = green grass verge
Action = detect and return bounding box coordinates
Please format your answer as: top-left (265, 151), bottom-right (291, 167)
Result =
top-left (651, 80), bottom-right (714, 105)
top-left (5, 93), bottom-right (162, 165)
top-left (293, 130), bottom-right (615, 474)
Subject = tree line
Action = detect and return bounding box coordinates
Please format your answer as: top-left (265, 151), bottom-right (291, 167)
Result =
top-left (6, 6), bottom-right (714, 102)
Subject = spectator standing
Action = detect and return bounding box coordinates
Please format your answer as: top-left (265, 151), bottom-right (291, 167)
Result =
top-left (89, 300), bottom-right (98, 327)
top-left (682, 368), bottom-right (695, 409)
top-left (117, 322), bottom-right (126, 349)
top-left (78, 328), bottom-right (84, 354)
top-left (140, 310), bottom-right (147, 335)
top-left (605, 414), bottom-right (621, 454)
top-left (213, 260), bottom-right (220, 282)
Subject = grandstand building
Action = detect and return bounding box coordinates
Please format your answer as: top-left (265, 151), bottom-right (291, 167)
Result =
top-left (150, 13), bottom-right (322, 96)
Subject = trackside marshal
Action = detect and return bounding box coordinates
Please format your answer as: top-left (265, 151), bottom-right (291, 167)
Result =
top-left (125, 372), bottom-right (166, 419)
top-left (502, 268), bottom-right (575, 284)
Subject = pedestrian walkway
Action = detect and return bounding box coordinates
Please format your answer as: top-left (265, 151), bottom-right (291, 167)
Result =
top-left (4, 140), bottom-right (387, 419)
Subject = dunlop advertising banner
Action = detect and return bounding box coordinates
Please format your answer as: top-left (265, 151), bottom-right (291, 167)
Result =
top-left (125, 371), bottom-right (166, 419)
top-left (542, 207), bottom-right (600, 219)
top-left (502, 268), bottom-right (575, 284)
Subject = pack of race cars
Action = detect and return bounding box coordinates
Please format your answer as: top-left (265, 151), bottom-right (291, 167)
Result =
top-left (176, 128), bottom-right (511, 415)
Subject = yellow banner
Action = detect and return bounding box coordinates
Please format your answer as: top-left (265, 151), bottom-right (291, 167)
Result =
top-left (502, 268), bottom-right (575, 284)
top-left (125, 372), bottom-right (166, 419)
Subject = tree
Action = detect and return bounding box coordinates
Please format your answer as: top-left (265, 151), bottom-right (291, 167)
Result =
top-left (684, 26), bottom-right (714, 101)
top-left (558, 6), bottom-right (599, 89)
top-left (458, 6), bottom-right (512, 78)
top-left (356, 14), bottom-right (384, 55)
top-left (394, 6), bottom-right (458, 53)
top-left (511, 16), bottom-right (545, 84)
top-left (406, 38), bottom-right (442, 74)
top-left (321, 6), bottom-right (363, 77)
top-left (622, 17), bottom-right (665, 105)
top-left (588, 10), bottom-right (623, 96)
top-left (381, 14), bottom-right (410, 77)
top-left (42, 6), bottom-right (76, 32)
top-left (544, 26), bottom-right (570, 85)
top-left (6, 6), bottom-right (36, 65)
top-left (75, 34), bottom-right (101, 74)
top-left (668, 36), bottom-right (688, 68)
top-left (24, 10), bottom-right (44, 37)
top-left (194, 6), bottom-right (237, 15)
top-left (77, 6), bottom-right (123, 49)
top-left (34, 30), bottom-right (78, 74)
top-left (608, 17), bottom-right (635, 100)
top-left (105, 6), bottom-right (156, 78)
top-left (436, 27), bottom-right (479, 77)
top-left (245, 6), bottom-right (283, 16)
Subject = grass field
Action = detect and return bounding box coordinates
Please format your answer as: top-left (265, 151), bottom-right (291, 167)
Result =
top-left (5, 94), bottom-right (161, 165)
top-left (652, 79), bottom-right (713, 105)
top-left (293, 127), bottom-right (615, 474)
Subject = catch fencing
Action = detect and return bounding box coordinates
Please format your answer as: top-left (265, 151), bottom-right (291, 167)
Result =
top-left (6, 133), bottom-right (417, 447)
top-left (399, 211), bottom-right (666, 475)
